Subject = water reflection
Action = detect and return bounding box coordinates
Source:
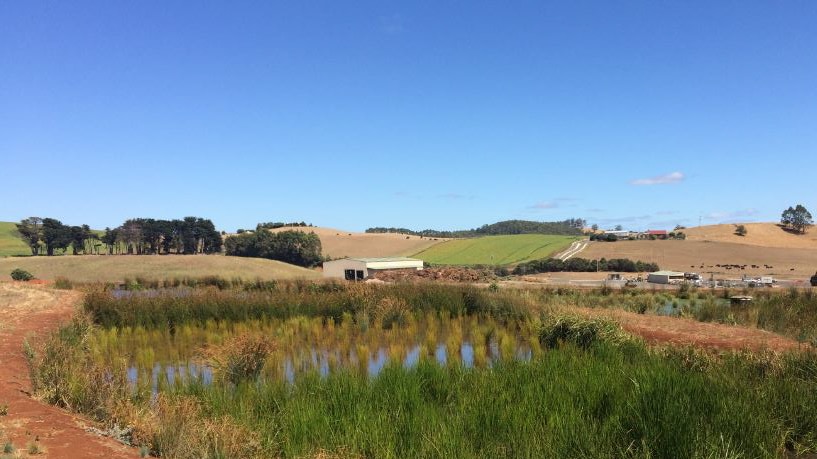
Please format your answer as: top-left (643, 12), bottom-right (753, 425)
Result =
top-left (127, 339), bottom-right (533, 391)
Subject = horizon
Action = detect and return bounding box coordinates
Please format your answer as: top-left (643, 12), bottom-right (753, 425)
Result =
top-left (2, 2), bottom-right (815, 232)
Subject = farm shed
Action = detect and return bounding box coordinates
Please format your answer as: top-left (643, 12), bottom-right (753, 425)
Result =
top-left (604, 230), bottom-right (632, 239)
top-left (322, 257), bottom-right (424, 280)
top-left (647, 230), bottom-right (668, 239)
top-left (647, 270), bottom-right (686, 284)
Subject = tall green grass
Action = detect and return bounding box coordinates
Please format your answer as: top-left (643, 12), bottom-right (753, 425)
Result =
top-left (27, 305), bottom-right (817, 458)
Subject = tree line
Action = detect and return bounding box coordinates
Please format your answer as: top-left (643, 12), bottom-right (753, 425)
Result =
top-left (241, 221), bottom-right (313, 233)
top-left (224, 230), bottom-right (322, 267)
top-left (513, 257), bottom-right (659, 275)
top-left (366, 219), bottom-right (585, 238)
top-left (15, 216), bottom-right (222, 256)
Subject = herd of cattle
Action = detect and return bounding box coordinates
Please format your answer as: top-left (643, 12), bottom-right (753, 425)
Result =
top-left (688, 263), bottom-right (801, 272)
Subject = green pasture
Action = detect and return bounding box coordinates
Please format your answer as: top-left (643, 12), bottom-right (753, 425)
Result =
top-left (0, 221), bottom-right (32, 257)
top-left (412, 234), bottom-right (578, 265)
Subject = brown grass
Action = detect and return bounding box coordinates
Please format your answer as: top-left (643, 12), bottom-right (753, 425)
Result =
top-left (0, 255), bottom-right (319, 283)
top-left (685, 222), bottom-right (817, 249)
top-left (581, 239), bottom-right (817, 279)
top-left (269, 226), bottom-right (446, 259)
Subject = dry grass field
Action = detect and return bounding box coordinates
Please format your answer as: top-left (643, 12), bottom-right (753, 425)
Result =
top-left (0, 255), bottom-right (319, 283)
top-left (685, 223), bottom-right (817, 249)
top-left (581, 240), bottom-right (817, 279)
top-left (269, 226), bottom-right (445, 259)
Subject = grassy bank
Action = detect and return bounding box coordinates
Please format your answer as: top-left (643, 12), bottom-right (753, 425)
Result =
top-left (27, 311), bottom-right (817, 458)
top-left (0, 254), bottom-right (319, 282)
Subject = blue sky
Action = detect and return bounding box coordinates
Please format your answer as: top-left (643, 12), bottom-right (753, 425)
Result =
top-left (2, 1), bottom-right (815, 232)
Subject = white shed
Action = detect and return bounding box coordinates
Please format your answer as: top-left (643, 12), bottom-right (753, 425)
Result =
top-left (647, 271), bottom-right (686, 284)
top-left (322, 257), bottom-right (424, 280)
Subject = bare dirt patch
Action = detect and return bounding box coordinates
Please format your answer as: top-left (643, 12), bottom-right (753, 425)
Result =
top-left (373, 267), bottom-right (497, 283)
top-left (0, 282), bottom-right (138, 458)
top-left (578, 307), bottom-right (802, 352)
top-left (269, 226), bottom-right (446, 259)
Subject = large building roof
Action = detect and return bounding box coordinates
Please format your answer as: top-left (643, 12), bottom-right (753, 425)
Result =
top-left (650, 270), bottom-right (685, 276)
top-left (347, 257), bottom-right (421, 263)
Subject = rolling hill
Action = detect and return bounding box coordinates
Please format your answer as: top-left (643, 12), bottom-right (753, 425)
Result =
top-left (684, 223), bottom-right (817, 249)
top-left (0, 222), bottom-right (31, 257)
top-left (268, 226), bottom-right (445, 259)
top-left (411, 234), bottom-right (578, 265)
top-left (0, 255), bottom-right (319, 283)
top-left (580, 239), bottom-right (817, 280)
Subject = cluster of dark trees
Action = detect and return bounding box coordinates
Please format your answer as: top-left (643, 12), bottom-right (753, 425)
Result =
top-left (251, 221), bottom-right (313, 231)
top-left (100, 217), bottom-right (222, 255)
top-left (224, 230), bottom-right (322, 267)
top-left (366, 219), bottom-right (585, 238)
top-left (590, 231), bottom-right (685, 242)
top-left (15, 216), bottom-right (222, 256)
top-left (16, 217), bottom-right (99, 256)
top-left (513, 257), bottom-right (659, 275)
top-left (781, 205), bottom-right (813, 234)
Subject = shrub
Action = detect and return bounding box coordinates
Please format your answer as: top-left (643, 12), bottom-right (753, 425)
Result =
top-left (10, 268), bottom-right (34, 281)
top-left (538, 316), bottom-right (629, 349)
top-left (204, 334), bottom-right (273, 385)
top-left (53, 277), bottom-right (73, 289)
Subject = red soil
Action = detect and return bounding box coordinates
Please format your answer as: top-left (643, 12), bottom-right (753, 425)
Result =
top-left (579, 307), bottom-right (802, 352)
top-left (0, 282), bottom-right (138, 458)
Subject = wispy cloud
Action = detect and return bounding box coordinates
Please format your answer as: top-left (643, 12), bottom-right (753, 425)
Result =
top-left (703, 209), bottom-right (758, 222)
top-left (630, 171), bottom-right (685, 186)
top-left (586, 208), bottom-right (605, 213)
top-left (655, 210), bottom-right (678, 216)
top-left (527, 201), bottom-right (559, 210)
top-left (436, 193), bottom-right (474, 200)
top-left (379, 14), bottom-right (404, 34)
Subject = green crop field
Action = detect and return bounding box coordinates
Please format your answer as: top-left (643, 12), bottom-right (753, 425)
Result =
top-left (0, 221), bottom-right (32, 257)
top-left (412, 234), bottom-right (578, 265)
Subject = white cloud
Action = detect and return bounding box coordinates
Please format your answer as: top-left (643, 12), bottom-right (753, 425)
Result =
top-left (630, 171), bottom-right (685, 186)
top-left (436, 193), bottom-right (474, 200)
top-left (527, 201), bottom-right (559, 210)
top-left (379, 15), bottom-right (404, 34)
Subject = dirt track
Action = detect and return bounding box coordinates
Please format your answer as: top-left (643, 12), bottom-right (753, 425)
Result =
top-left (0, 283), bottom-right (137, 458)
top-left (580, 307), bottom-right (802, 351)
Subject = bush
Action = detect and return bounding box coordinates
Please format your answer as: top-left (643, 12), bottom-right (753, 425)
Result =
top-left (53, 277), bottom-right (73, 290)
top-left (10, 269), bottom-right (34, 281)
top-left (204, 334), bottom-right (274, 385)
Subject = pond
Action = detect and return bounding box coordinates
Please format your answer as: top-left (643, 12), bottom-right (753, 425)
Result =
top-left (95, 313), bottom-right (542, 391)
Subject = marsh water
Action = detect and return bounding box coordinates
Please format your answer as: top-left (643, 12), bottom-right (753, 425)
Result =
top-left (96, 313), bottom-right (541, 391)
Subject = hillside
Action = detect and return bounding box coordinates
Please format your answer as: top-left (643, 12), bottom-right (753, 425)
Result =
top-left (412, 234), bottom-right (578, 265)
top-left (685, 223), bottom-right (817, 249)
top-left (0, 222), bottom-right (31, 257)
top-left (268, 226), bottom-right (445, 259)
top-left (580, 240), bottom-right (817, 279)
top-left (0, 255), bottom-right (319, 283)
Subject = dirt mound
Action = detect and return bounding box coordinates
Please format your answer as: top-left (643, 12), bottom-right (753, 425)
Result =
top-left (373, 267), bottom-right (497, 283)
top-left (578, 307), bottom-right (801, 352)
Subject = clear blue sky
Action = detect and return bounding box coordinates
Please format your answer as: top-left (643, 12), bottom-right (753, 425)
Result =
top-left (2, 1), bottom-right (815, 232)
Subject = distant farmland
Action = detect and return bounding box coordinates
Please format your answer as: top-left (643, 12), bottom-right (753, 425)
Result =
top-left (0, 255), bottom-right (319, 283)
top-left (0, 222), bottom-right (30, 257)
top-left (412, 234), bottom-right (578, 265)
